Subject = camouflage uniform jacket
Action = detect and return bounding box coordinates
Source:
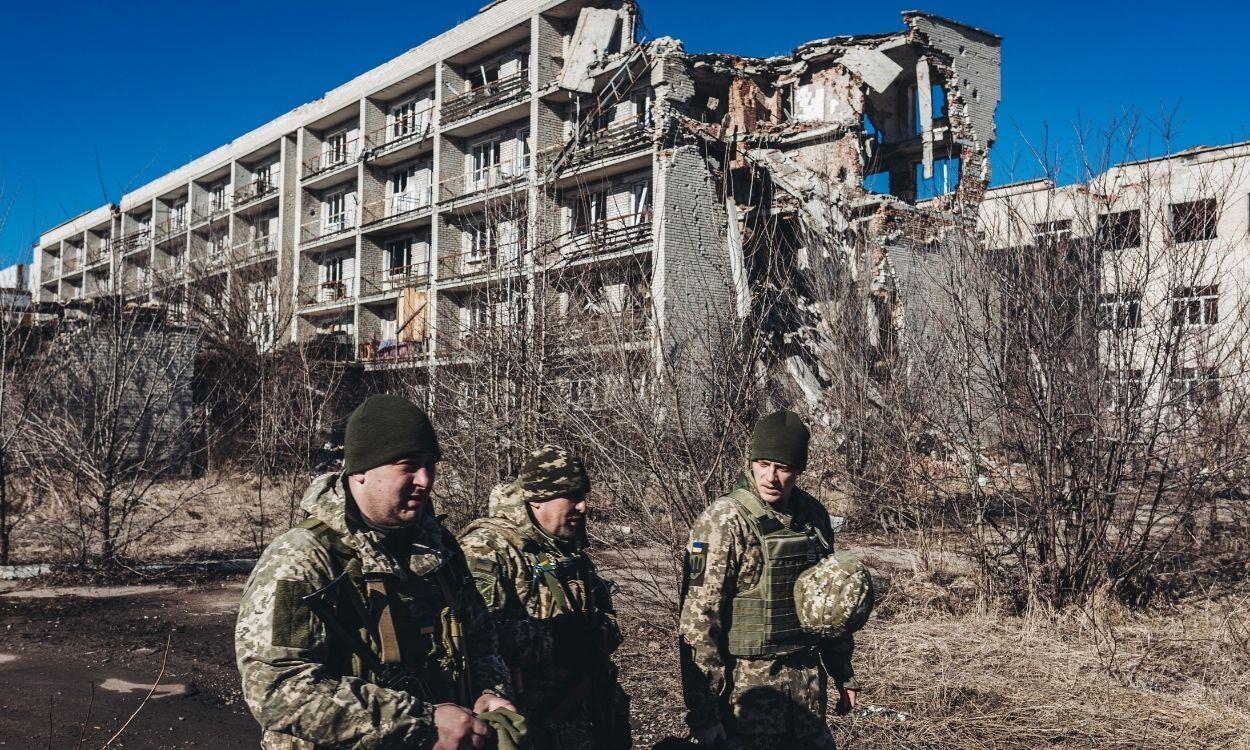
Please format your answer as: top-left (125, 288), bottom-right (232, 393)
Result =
top-left (235, 472), bottom-right (511, 749)
top-left (459, 481), bottom-right (630, 748)
top-left (678, 473), bottom-right (857, 733)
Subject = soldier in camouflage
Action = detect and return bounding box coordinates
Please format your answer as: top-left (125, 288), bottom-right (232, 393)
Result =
top-left (459, 445), bottom-right (632, 750)
top-left (679, 410), bottom-right (858, 749)
top-left (236, 395), bottom-right (516, 749)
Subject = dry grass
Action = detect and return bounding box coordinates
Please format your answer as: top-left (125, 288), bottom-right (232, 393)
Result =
top-left (832, 577), bottom-right (1250, 749)
top-left (613, 555), bottom-right (1250, 749)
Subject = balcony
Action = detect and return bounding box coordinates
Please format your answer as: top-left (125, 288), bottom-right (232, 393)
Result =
top-left (438, 249), bottom-right (522, 283)
top-left (62, 252), bottom-right (81, 275)
top-left (441, 70), bottom-right (529, 126)
top-left (552, 115), bottom-right (651, 173)
top-left (560, 213), bottom-right (653, 259)
top-left (364, 121), bottom-right (433, 164)
top-left (40, 259), bottom-right (59, 283)
top-left (359, 337), bottom-right (430, 365)
top-left (560, 308), bottom-right (650, 340)
top-left (299, 277), bottom-right (355, 307)
top-left (231, 236), bottom-right (278, 266)
top-left (154, 217), bottom-right (189, 244)
top-left (116, 230), bottom-right (149, 256)
top-left (362, 190), bottom-right (433, 230)
top-left (193, 199), bottom-right (232, 226)
top-left (361, 261), bottom-right (431, 295)
top-left (234, 177), bottom-right (279, 208)
top-left (301, 213), bottom-right (358, 247)
top-left (439, 160), bottom-right (528, 204)
top-left (303, 141), bottom-right (360, 180)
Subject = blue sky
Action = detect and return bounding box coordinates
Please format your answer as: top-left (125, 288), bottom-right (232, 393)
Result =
top-left (2, 0), bottom-right (1246, 266)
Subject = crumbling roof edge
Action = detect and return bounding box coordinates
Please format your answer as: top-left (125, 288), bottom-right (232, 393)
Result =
top-left (902, 11), bottom-right (1003, 43)
top-left (1105, 139), bottom-right (1250, 171)
top-left (984, 178), bottom-right (1055, 197)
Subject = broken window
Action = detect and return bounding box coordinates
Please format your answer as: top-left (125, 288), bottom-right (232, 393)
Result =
top-left (629, 180), bottom-right (652, 223)
top-left (323, 129), bottom-right (352, 167)
top-left (470, 137), bottom-right (501, 186)
top-left (631, 88), bottom-right (654, 127)
top-left (1096, 210), bottom-right (1141, 250)
top-left (573, 189), bottom-right (609, 234)
top-left (1170, 366), bottom-right (1220, 410)
top-left (1170, 199), bottom-right (1218, 243)
top-left (1097, 291), bottom-right (1141, 330)
top-left (467, 220), bottom-right (497, 261)
top-left (1170, 285), bottom-right (1218, 327)
top-left (1033, 220), bottom-right (1072, 247)
top-left (1104, 369), bottom-right (1143, 414)
top-left (386, 237), bottom-right (412, 275)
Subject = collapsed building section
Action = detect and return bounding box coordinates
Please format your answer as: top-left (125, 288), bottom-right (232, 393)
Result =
top-left (630, 11), bottom-right (1002, 412)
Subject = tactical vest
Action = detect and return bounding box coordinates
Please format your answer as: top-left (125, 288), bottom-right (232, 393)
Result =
top-left (463, 518), bottom-right (601, 617)
top-left (723, 488), bottom-right (830, 658)
top-left (300, 517), bottom-right (468, 701)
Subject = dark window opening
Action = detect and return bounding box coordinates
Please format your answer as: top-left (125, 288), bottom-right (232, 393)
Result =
top-left (1170, 199), bottom-right (1219, 243)
top-left (1096, 210), bottom-right (1141, 250)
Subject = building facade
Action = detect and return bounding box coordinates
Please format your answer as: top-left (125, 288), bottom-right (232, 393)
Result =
top-left (979, 142), bottom-right (1250, 414)
top-left (32, 0), bottom-right (1002, 409)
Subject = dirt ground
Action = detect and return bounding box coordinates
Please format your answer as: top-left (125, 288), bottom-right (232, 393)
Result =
top-left (4, 545), bottom-right (1250, 749)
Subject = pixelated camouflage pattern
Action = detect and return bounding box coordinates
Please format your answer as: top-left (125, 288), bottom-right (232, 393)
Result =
top-left (459, 480), bottom-right (630, 750)
top-left (795, 551), bottom-right (875, 639)
top-left (235, 472), bottom-right (511, 750)
top-left (679, 472), bottom-right (856, 744)
top-left (517, 444), bottom-right (590, 503)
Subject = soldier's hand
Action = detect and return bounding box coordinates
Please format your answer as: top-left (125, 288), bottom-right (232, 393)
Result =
top-left (836, 687), bottom-right (858, 716)
top-left (693, 722), bottom-right (728, 746)
top-left (432, 703), bottom-right (491, 750)
top-left (472, 693), bottom-right (516, 714)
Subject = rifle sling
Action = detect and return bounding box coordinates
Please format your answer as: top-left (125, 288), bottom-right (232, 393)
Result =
top-left (365, 579), bottom-right (402, 666)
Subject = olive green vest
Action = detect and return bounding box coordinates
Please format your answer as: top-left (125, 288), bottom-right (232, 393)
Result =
top-left (301, 518), bottom-right (465, 700)
top-left (723, 488), bottom-right (829, 658)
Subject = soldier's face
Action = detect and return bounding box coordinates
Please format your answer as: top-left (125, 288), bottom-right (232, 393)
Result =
top-left (752, 459), bottom-right (799, 504)
top-left (350, 458), bottom-right (437, 528)
top-left (528, 493), bottom-right (588, 541)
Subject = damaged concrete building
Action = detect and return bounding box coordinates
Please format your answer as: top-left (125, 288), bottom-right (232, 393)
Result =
top-left (31, 0), bottom-right (1000, 410)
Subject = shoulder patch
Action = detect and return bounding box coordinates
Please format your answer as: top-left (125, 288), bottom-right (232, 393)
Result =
top-left (686, 542), bottom-right (707, 585)
top-left (272, 579), bottom-right (316, 649)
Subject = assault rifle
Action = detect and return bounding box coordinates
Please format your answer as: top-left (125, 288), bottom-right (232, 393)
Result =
top-left (302, 571), bottom-right (434, 700)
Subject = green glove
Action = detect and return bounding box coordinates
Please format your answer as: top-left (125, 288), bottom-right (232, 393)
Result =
top-left (476, 708), bottom-right (528, 750)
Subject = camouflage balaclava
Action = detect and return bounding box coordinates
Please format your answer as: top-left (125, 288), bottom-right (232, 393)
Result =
top-left (517, 445), bottom-right (590, 502)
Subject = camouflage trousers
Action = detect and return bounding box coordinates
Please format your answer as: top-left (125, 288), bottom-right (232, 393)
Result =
top-left (724, 648), bottom-right (834, 750)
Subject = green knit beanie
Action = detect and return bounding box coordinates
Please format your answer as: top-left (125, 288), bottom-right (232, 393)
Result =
top-left (750, 409), bottom-right (810, 471)
top-left (342, 395), bottom-right (441, 475)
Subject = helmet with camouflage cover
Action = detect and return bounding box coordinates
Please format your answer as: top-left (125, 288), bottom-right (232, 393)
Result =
top-left (793, 551), bottom-right (875, 638)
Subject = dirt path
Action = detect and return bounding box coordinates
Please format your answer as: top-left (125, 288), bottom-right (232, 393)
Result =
top-left (0, 579), bottom-right (259, 749)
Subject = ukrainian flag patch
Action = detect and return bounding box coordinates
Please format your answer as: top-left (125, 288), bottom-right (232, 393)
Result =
top-left (687, 540), bottom-right (708, 584)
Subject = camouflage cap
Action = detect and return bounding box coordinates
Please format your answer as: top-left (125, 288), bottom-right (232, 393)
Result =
top-left (517, 444), bottom-right (590, 503)
top-left (794, 551), bottom-right (875, 639)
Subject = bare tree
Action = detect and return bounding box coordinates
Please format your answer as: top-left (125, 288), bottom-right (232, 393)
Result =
top-left (22, 301), bottom-right (210, 565)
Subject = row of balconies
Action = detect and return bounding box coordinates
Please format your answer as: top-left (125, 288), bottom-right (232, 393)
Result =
top-left (295, 214), bottom-right (652, 312)
top-left (44, 109), bottom-right (643, 288)
top-left (354, 304), bottom-right (650, 366)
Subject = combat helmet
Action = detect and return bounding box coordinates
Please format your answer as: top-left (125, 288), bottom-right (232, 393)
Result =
top-left (793, 551), bottom-right (875, 638)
